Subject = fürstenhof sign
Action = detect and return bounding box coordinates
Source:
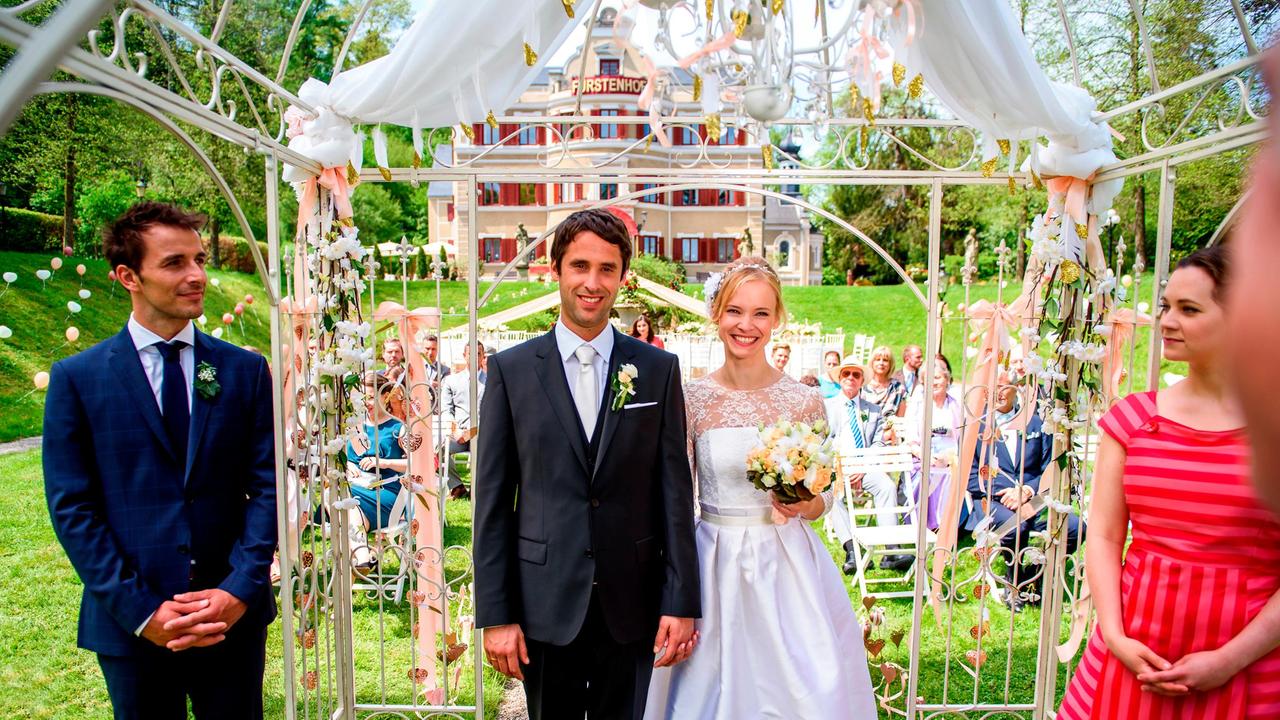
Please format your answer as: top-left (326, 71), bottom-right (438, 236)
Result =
top-left (569, 75), bottom-right (646, 95)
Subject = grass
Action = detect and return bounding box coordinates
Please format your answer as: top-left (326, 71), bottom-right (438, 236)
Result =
top-left (0, 448), bottom-right (505, 719)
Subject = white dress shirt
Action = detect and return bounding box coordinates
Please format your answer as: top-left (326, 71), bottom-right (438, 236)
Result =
top-left (554, 319), bottom-right (613, 421)
top-left (127, 314), bottom-right (195, 414)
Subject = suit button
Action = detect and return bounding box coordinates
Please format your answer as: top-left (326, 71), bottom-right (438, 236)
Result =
top-left (590, 498), bottom-right (600, 508)
top-left (177, 544), bottom-right (189, 555)
top-left (584, 549), bottom-right (594, 559)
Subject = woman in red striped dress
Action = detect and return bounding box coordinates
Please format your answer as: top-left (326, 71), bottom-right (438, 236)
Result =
top-left (1060, 245), bottom-right (1280, 719)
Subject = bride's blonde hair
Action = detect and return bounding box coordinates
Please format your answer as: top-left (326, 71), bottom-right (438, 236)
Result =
top-left (707, 256), bottom-right (786, 325)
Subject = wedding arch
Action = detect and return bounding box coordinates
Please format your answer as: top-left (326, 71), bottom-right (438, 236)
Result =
top-left (0, 1), bottom-right (1269, 718)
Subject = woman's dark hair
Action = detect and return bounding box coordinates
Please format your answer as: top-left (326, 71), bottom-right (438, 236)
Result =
top-left (935, 353), bottom-right (952, 376)
top-left (629, 314), bottom-right (656, 341)
top-left (824, 350), bottom-right (841, 363)
top-left (550, 208), bottom-right (632, 276)
top-left (104, 201), bottom-right (206, 273)
top-left (1175, 244), bottom-right (1231, 302)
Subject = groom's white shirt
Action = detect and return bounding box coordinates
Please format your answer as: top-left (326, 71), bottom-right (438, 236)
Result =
top-left (554, 319), bottom-right (612, 421)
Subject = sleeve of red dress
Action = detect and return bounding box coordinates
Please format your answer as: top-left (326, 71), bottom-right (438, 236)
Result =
top-left (1096, 392), bottom-right (1152, 449)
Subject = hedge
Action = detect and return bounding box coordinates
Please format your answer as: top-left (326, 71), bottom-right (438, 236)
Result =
top-left (0, 207), bottom-right (67, 253)
top-left (207, 234), bottom-right (271, 274)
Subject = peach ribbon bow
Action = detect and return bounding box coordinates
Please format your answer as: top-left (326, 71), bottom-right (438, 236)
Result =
top-left (1101, 307), bottom-right (1152, 403)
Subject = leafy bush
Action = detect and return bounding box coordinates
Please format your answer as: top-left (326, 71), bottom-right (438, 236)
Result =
top-left (629, 254), bottom-right (686, 290)
top-left (207, 235), bottom-right (270, 275)
top-left (0, 208), bottom-right (65, 253)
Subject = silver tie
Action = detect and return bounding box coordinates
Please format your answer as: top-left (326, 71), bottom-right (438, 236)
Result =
top-left (574, 344), bottom-right (598, 440)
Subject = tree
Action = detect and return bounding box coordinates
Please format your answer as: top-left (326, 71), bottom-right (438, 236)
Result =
top-left (415, 245), bottom-right (428, 279)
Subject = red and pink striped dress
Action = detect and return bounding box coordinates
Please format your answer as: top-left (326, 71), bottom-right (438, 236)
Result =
top-left (1059, 391), bottom-right (1280, 719)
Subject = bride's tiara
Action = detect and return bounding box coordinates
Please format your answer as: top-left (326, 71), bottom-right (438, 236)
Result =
top-left (703, 258), bottom-right (779, 316)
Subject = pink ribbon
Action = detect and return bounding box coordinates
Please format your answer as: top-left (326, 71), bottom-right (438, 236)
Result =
top-left (677, 30), bottom-right (737, 69)
top-left (295, 167), bottom-right (354, 239)
top-left (849, 7), bottom-right (891, 111)
top-left (371, 301), bottom-right (444, 690)
top-left (1046, 175), bottom-right (1089, 226)
top-left (614, 5), bottom-right (672, 148)
top-left (1101, 308), bottom-right (1151, 404)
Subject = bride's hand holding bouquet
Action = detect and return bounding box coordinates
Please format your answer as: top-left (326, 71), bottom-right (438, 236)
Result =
top-left (747, 418), bottom-right (836, 523)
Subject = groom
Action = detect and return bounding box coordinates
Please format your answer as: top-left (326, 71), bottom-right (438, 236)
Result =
top-left (43, 202), bottom-right (277, 718)
top-left (475, 209), bottom-right (700, 719)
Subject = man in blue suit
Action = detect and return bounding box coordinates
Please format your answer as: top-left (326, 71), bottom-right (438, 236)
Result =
top-left (967, 371), bottom-right (1082, 612)
top-left (43, 202), bottom-right (277, 719)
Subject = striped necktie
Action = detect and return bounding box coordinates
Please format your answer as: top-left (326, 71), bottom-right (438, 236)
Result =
top-left (846, 399), bottom-right (866, 449)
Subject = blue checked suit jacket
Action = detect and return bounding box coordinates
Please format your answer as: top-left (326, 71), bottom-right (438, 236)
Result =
top-left (43, 326), bottom-right (277, 657)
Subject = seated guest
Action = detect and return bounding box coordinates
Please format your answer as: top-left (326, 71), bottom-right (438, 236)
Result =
top-left (771, 342), bottom-right (791, 373)
top-left (345, 374), bottom-right (409, 571)
top-left (1060, 245), bottom-right (1280, 718)
top-left (818, 349), bottom-right (843, 398)
top-left (824, 361), bottom-right (912, 573)
top-left (892, 344), bottom-right (925, 399)
top-left (629, 314), bottom-right (665, 349)
top-left (440, 342), bottom-right (487, 500)
top-left (381, 337), bottom-right (406, 385)
top-left (902, 368), bottom-right (964, 530)
top-left (966, 370), bottom-right (1083, 611)
top-left (862, 345), bottom-right (907, 417)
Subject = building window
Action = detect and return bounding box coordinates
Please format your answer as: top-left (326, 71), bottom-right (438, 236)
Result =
top-left (599, 58), bottom-right (620, 76)
top-left (639, 122), bottom-right (650, 139)
top-left (518, 125), bottom-right (538, 145)
top-left (778, 239), bottom-right (791, 267)
top-left (716, 237), bottom-right (735, 263)
top-left (482, 123), bottom-right (501, 145)
top-left (600, 184), bottom-right (618, 200)
top-left (679, 126), bottom-right (699, 145)
top-left (481, 182), bottom-right (500, 205)
top-left (639, 183), bottom-right (661, 203)
top-left (483, 238), bottom-right (502, 263)
top-left (721, 126), bottom-right (737, 144)
top-left (681, 189), bottom-right (699, 206)
top-left (717, 189), bottom-right (731, 206)
top-left (560, 183), bottom-right (575, 203)
top-left (518, 183), bottom-right (538, 205)
top-left (640, 235), bottom-right (662, 256)
top-left (599, 109), bottom-right (619, 139)
top-left (681, 237), bottom-right (700, 263)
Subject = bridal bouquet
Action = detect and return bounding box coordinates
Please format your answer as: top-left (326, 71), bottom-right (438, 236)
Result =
top-left (746, 418), bottom-right (837, 504)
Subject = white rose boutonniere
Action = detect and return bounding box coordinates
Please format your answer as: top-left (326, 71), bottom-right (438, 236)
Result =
top-left (195, 361), bottom-right (221, 399)
top-left (610, 363), bottom-right (639, 411)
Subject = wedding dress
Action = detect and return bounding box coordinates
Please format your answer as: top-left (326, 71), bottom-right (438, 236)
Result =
top-left (645, 375), bottom-right (877, 719)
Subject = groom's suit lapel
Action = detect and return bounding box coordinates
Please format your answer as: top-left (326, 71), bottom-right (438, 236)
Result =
top-left (108, 327), bottom-right (176, 461)
top-left (533, 331), bottom-right (591, 475)
top-left (185, 331), bottom-right (219, 483)
top-left (592, 328), bottom-right (632, 480)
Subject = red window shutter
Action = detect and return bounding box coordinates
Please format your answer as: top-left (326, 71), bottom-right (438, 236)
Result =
top-left (575, 183), bottom-right (583, 201)
top-left (473, 124), bottom-right (484, 144)
top-left (535, 239), bottom-right (547, 259)
top-left (700, 189), bottom-right (714, 206)
top-left (673, 238), bottom-right (683, 261)
top-left (734, 238), bottom-right (743, 259)
top-left (538, 125), bottom-right (547, 144)
top-left (447, 202), bottom-right (455, 220)
top-left (535, 184), bottom-right (546, 205)
top-left (501, 238), bottom-right (517, 262)
top-left (554, 184), bottom-right (561, 204)
top-left (501, 183), bottom-right (516, 205)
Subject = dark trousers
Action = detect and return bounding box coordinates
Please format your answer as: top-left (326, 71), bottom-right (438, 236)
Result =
top-left (522, 592), bottom-right (654, 720)
top-left (445, 438), bottom-right (469, 491)
top-left (987, 501), bottom-right (1084, 585)
top-left (98, 622), bottom-right (268, 720)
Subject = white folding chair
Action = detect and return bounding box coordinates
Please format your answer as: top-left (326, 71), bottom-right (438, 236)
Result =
top-left (835, 445), bottom-right (936, 599)
top-left (352, 480), bottom-right (413, 603)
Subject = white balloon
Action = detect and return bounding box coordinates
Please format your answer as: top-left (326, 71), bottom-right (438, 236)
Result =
top-left (0, 326), bottom-right (11, 339)
top-left (1137, 301), bottom-right (1150, 313)
top-left (35, 269), bottom-right (50, 280)
top-left (65, 327), bottom-right (80, 343)
top-left (34, 371), bottom-right (49, 390)
top-left (210, 277), bottom-right (221, 287)
top-left (2, 272), bottom-right (15, 283)
top-left (67, 301), bottom-right (82, 313)
top-left (197, 314), bottom-right (208, 325)
top-left (78, 289), bottom-right (91, 299)
top-left (212, 327), bottom-right (224, 339)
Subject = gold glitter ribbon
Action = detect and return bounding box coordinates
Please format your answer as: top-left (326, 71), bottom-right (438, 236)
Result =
top-left (997, 138), bottom-right (1011, 156)
top-left (907, 74), bottom-right (924, 99)
top-left (862, 97), bottom-right (876, 127)
top-left (562, 0), bottom-right (574, 18)
top-left (523, 42), bottom-right (538, 67)
top-left (731, 9), bottom-right (748, 37)
top-left (980, 157), bottom-right (998, 178)
top-left (771, 0), bottom-right (784, 15)
top-left (486, 111), bottom-right (499, 129)
top-left (705, 113), bottom-right (722, 140)
top-left (706, 0), bottom-right (714, 21)
top-left (762, 144), bottom-right (775, 170)
top-left (693, 74), bottom-right (702, 102)
top-left (1059, 260), bottom-right (1081, 284)
top-left (892, 62), bottom-right (906, 87)
top-left (458, 123), bottom-right (474, 141)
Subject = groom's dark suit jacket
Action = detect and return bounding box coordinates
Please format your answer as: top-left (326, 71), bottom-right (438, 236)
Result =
top-left (43, 326), bottom-right (277, 657)
top-left (475, 328), bottom-right (700, 646)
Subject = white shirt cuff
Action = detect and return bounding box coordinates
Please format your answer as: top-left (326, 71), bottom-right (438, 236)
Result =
top-left (135, 611), bottom-right (154, 636)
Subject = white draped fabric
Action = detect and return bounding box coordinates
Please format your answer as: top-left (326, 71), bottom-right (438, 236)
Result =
top-left (284, 0), bottom-right (588, 178)
top-left (892, 0), bottom-right (1122, 211)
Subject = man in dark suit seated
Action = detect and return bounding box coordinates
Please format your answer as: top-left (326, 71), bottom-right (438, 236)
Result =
top-left (967, 371), bottom-right (1083, 612)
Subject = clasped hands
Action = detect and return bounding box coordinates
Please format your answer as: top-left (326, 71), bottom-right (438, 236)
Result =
top-left (995, 485), bottom-right (1037, 519)
top-left (484, 616), bottom-right (699, 680)
top-left (1109, 634), bottom-right (1240, 696)
top-left (141, 588), bottom-right (247, 652)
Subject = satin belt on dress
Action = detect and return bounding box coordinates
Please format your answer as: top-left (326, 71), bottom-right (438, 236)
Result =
top-left (699, 503), bottom-right (774, 527)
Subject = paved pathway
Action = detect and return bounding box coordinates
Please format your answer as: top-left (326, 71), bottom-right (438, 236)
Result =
top-left (0, 436), bottom-right (40, 456)
top-left (496, 678), bottom-right (528, 720)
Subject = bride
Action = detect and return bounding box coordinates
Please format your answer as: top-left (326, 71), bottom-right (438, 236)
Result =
top-left (645, 257), bottom-right (876, 719)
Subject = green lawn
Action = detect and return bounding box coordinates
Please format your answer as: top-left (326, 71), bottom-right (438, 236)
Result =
top-left (0, 448), bottom-right (504, 719)
top-left (5, 442), bottom-right (1077, 718)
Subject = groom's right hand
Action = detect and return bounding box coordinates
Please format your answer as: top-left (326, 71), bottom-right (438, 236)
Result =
top-left (484, 624), bottom-right (529, 680)
top-left (140, 599), bottom-right (228, 651)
